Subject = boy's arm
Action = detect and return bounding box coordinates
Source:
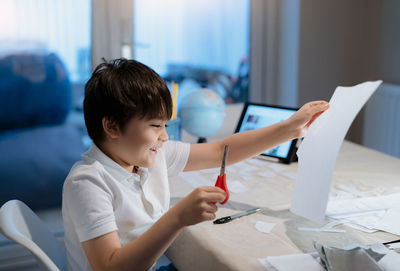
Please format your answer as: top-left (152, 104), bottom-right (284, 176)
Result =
top-left (184, 101), bottom-right (329, 171)
top-left (82, 186), bottom-right (226, 271)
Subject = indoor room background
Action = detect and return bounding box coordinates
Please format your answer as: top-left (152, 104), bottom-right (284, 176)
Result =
top-left (0, 0), bottom-right (399, 269)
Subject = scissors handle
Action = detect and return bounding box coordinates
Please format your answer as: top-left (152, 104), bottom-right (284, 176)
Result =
top-left (211, 145), bottom-right (230, 205)
top-left (215, 174), bottom-right (229, 204)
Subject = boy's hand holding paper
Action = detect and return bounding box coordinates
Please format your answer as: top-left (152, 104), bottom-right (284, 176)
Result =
top-left (290, 80), bottom-right (383, 224)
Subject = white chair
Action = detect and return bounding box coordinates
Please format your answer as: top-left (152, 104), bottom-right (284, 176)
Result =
top-left (0, 200), bottom-right (67, 271)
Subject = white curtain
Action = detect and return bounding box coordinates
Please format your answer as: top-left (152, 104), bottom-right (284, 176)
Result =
top-left (133, 0), bottom-right (249, 76)
top-left (250, 0), bottom-right (300, 107)
top-left (91, 0), bottom-right (134, 69)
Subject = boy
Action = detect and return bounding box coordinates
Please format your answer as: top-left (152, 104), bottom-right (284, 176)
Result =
top-left (62, 58), bottom-right (329, 271)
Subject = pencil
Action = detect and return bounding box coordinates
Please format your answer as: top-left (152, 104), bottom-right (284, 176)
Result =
top-left (171, 82), bottom-right (178, 120)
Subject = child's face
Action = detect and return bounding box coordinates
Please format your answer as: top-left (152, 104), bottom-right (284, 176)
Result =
top-left (111, 117), bottom-right (169, 170)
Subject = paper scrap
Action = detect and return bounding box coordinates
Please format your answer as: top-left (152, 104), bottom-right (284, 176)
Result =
top-left (342, 223), bottom-right (378, 233)
top-left (290, 81), bottom-right (382, 224)
top-left (259, 253), bottom-right (324, 271)
top-left (298, 220), bottom-right (345, 233)
top-left (387, 243), bottom-right (400, 250)
top-left (255, 221), bottom-right (275, 233)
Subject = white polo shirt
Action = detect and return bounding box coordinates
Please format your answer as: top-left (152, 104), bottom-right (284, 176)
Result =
top-left (62, 140), bottom-right (190, 271)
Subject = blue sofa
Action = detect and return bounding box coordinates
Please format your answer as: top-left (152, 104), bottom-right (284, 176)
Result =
top-left (0, 53), bottom-right (89, 210)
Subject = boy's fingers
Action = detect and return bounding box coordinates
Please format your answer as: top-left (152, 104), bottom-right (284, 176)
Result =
top-left (308, 101), bottom-right (329, 114)
top-left (201, 190), bottom-right (227, 203)
top-left (201, 186), bottom-right (226, 193)
top-left (202, 212), bottom-right (216, 221)
top-left (203, 202), bottom-right (218, 213)
top-left (307, 111), bottom-right (325, 127)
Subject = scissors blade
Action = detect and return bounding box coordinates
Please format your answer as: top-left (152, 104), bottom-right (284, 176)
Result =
top-left (220, 145), bottom-right (229, 176)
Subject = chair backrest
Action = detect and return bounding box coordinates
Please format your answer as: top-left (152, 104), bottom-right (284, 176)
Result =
top-left (0, 200), bottom-right (67, 271)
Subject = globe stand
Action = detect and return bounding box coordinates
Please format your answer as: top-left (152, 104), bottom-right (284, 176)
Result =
top-left (197, 137), bottom-right (207, 143)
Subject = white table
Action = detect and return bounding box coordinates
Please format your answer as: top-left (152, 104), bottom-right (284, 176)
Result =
top-left (166, 141), bottom-right (400, 271)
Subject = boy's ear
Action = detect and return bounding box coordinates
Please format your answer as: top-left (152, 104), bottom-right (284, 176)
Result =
top-left (102, 117), bottom-right (120, 139)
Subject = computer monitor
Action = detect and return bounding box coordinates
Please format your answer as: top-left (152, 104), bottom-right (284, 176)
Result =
top-left (235, 103), bottom-right (299, 164)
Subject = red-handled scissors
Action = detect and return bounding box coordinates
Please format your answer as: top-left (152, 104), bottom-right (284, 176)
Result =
top-left (213, 145), bottom-right (229, 204)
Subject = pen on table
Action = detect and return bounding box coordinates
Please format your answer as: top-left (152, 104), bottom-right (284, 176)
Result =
top-left (213, 207), bottom-right (262, 224)
top-left (383, 239), bottom-right (400, 245)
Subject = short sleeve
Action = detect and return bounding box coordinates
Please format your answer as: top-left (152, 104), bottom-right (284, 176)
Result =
top-left (162, 140), bottom-right (190, 177)
top-left (63, 170), bottom-right (118, 242)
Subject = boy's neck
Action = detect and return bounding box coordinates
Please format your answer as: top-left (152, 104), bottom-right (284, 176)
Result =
top-left (97, 141), bottom-right (139, 174)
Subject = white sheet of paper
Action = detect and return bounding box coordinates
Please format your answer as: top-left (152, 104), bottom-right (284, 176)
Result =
top-left (259, 254), bottom-right (324, 271)
top-left (290, 81), bottom-right (382, 224)
top-left (326, 193), bottom-right (400, 235)
top-left (378, 251), bottom-right (400, 271)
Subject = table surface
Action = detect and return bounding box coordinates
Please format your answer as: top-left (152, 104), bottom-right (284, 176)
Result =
top-left (166, 141), bottom-right (400, 271)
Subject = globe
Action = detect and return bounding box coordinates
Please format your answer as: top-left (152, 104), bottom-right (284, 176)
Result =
top-left (179, 88), bottom-right (226, 142)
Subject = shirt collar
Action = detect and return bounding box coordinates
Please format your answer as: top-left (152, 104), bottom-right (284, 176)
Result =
top-left (82, 143), bottom-right (148, 182)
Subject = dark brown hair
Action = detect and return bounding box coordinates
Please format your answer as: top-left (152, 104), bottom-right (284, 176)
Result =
top-left (83, 58), bottom-right (172, 145)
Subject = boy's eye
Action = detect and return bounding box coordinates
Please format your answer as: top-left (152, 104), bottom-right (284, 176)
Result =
top-left (151, 124), bottom-right (168, 128)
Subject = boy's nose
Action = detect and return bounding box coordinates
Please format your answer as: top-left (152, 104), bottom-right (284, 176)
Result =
top-left (160, 127), bottom-right (169, 142)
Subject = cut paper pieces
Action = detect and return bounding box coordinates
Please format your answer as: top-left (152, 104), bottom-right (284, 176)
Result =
top-left (290, 81), bottom-right (382, 224)
top-left (255, 221), bottom-right (275, 233)
top-left (326, 192), bottom-right (400, 236)
top-left (329, 185), bottom-right (364, 201)
top-left (298, 220), bottom-right (345, 233)
top-left (388, 243), bottom-right (400, 250)
top-left (258, 253), bottom-right (324, 271)
top-left (335, 184), bottom-right (368, 198)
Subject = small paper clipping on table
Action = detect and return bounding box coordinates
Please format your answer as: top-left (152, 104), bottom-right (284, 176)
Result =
top-left (290, 80), bottom-right (382, 224)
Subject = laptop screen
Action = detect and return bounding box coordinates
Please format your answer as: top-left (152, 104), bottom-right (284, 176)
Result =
top-left (236, 103), bottom-right (297, 159)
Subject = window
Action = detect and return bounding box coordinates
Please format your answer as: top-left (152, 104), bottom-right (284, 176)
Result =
top-left (0, 0), bottom-right (91, 83)
top-left (134, 0), bottom-right (250, 104)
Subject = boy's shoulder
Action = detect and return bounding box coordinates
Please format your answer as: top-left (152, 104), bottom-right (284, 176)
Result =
top-left (64, 158), bottom-right (107, 187)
